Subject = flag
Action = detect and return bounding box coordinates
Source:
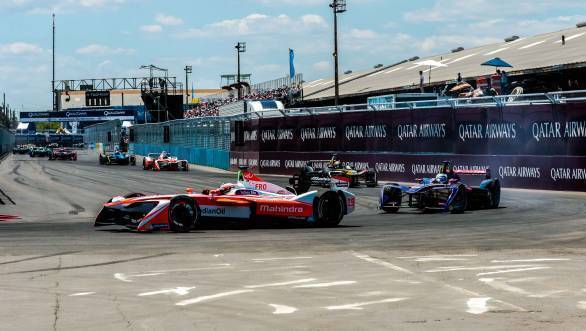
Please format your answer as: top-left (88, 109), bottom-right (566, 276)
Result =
top-left (289, 48), bottom-right (295, 80)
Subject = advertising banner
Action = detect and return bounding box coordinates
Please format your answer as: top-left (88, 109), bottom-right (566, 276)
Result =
top-left (20, 109), bottom-right (135, 123)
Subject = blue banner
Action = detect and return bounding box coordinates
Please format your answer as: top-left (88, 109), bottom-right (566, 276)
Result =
top-left (289, 49), bottom-right (295, 80)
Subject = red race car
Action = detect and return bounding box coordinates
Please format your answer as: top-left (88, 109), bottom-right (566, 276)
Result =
top-left (95, 169), bottom-right (356, 232)
top-left (142, 151), bottom-right (189, 171)
top-left (49, 148), bottom-right (77, 161)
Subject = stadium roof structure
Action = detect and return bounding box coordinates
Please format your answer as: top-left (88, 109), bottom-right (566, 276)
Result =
top-left (303, 26), bottom-right (586, 101)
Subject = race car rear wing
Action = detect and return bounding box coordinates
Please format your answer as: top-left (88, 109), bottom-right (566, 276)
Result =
top-left (454, 168), bottom-right (492, 179)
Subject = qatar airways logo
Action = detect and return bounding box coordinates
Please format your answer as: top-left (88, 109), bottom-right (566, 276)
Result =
top-left (259, 205), bottom-right (304, 214)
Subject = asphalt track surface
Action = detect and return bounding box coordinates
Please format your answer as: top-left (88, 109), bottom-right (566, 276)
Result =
top-left (1, 150), bottom-right (585, 330)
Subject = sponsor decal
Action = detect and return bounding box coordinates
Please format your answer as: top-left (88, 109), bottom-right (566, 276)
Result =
top-left (300, 127), bottom-right (337, 142)
top-left (231, 158), bottom-right (258, 167)
top-left (498, 166), bottom-right (541, 179)
top-left (458, 123), bottom-right (517, 141)
top-left (397, 123), bottom-right (447, 141)
top-left (260, 160), bottom-right (281, 168)
top-left (347, 196), bottom-right (355, 208)
top-left (201, 207), bottom-right (226, 216)
top-left (375, 162), bottom-right (406, 173)
top-left (261, 129), bottom-right (294, 142)
top-left (411, 164), bottom-right (443, 175)
top-left (550, 168), bottom-right (586, 181)
top-left (244, 130), bottom-right (257, 142)
top-left (345, 124), bottom-right (388, 141)
top-left (259, 205), bottom-right (305, 214)
top-left (532, 121), bottom-right (586, 142)
top-left (311, 177), bottom-right (332, 184)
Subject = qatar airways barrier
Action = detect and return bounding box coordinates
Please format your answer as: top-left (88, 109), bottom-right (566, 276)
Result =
top-left (230, 103), bottom-right (586, 191)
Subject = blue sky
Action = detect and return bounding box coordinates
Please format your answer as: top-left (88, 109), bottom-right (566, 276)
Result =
top-left (1, 0), bottom-right (585, 110)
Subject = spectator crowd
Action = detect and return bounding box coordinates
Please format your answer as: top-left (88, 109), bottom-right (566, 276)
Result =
top-left (184, 86), bottom-right (301, 118)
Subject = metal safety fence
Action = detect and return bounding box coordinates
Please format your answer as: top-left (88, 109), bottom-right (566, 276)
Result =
top-left (0, 126), bottom-right (15, 157)
top-left (84, 120), bottom-right (124, 149)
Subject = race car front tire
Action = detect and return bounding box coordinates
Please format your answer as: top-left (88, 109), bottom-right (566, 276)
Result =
top-left (314, 191), bottom-right (344, 227)
top-left (168, 195), bottom-right (200, 233)
top-left (130, 156), bottom-right (136, 166)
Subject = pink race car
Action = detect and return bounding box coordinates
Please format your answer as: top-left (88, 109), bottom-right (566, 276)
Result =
top-left (95, 169), bottom-right (356, 232)
top-left (142, 151), bottom-right (189, 171)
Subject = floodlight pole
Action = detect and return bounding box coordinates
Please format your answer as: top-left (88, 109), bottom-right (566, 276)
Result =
top-left (52, 13), bottom-right (56, 111)
top-left (235, 42), bottom-right (246, 99)
top-left (330, 0), bottom-right (346, 106)
top-left (184, 65), bottom-right (192, 105)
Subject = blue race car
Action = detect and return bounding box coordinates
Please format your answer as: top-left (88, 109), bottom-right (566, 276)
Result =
top-left (99, 150), bottom-right (136, 166)
top-left (380, 161), bottom-right (500, 214)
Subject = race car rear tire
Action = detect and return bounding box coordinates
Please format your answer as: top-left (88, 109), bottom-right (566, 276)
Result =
top-left (449, 185), bottom-right (468, 214)
top-left (182, 162), bottom-right (189, 171)
top-left (381, 206), bottom-right (399, 213)
top-left (487, 180), bottom-right (501, 209)
top-left (99, 155), bottom-right (105, 165)
top-left (168, 196), bottom-right (200, 233)
top-left (142, 159), bottom-right (148, 170)
top-left (130, 156), bottom-right (136, 166)
top-left (314, 192), bottom-right (344, 227)
top-left (366, 171), bottom-right (378, 188)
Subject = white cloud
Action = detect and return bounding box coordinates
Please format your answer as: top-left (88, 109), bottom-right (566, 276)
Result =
top-left (23, 0), bottom-right (130, 14)
top-left (178, 13), bottom-right (328, 38)
top-left (313, 60), bottom-right (331, 72)
top-left (0, 42), bottom-right (44, 55)
top-left (140, 24), bottom-right (163, 33)
top-left (75, 44), bottom-right (135, 55)
top-left (156, 14), bottom-right (183, 26)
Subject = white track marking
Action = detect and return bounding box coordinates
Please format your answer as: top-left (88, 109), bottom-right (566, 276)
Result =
top-left (398, 254), bottom-right (477, 259)
top-left (214, 254), bottom-right (224, 258)
top-left (245, 278), bottom-right (316, 289)
top-left (114, 273), bottom-right (131, 282)
top-left (251, 257), bottom-right (313, 262)
top-left (175, 290), bottom-right (254, 306)
top-left (139, 287), bottom-right (195, 297)
top-left (69, 292), bottom-right (95, 297)
top-left (413, 257), bottom-right (471, 262)
top-left (426, 264), bottom-right (541, 273)
top-left (352, 252), bottom-right (526, 312)
top-left (477, 267), bottom-right (550, 276)
top-left (467, 298), bottom-right (491, 314)
top-left (528, 290), bottom-right (567, 298)
top-left (149, 265), bottom-right (231, 273)
top-left (240, 265), bottom-right (308, 272)
top-left (358, 291), bottom-right (385, 297)
top-left (353, 253), bottom-right (413, 274)
top-left (294, 281), bottom-right (356, 288)
top-left (133, 273), bottom-right (164, 277)
top-left (578, 301), bottom-right (586, 310)
top-left (479, 278), bottom-right (532, 296)
top-left (490, 258), bottom-right (570, 263)
top-left (325, 298), bottom-right (407, 310)
top-left (269, 304), bottom-right (298, 315)
top-left (275, 270), bottom-right (311, 276)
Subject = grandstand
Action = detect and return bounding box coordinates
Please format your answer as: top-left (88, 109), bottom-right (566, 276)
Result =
top-left (303, 25), bottom-right (586, 104)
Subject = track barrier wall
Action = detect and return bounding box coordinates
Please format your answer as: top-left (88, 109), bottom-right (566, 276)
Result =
top-left (0, 127), bottom-right (15, 157)
top-left (231, 101), bottom-right (586, 191)
top-left (85, 118), bottom-right (231, 170)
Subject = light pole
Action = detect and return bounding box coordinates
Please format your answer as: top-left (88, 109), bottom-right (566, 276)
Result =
top-left (330, 0), bottom-right (346, 106)
top-left (184, 65), bottom-right (192, 105)
top-left (52, 13), bottom-right (56, 111)
top-left (235, 42), bottom-right (246, 99)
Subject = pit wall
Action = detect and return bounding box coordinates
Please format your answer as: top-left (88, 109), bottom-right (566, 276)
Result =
top-left (131, 143), bottom-right (229, 170)
top-left (230, 103), bottom-right (586, 191)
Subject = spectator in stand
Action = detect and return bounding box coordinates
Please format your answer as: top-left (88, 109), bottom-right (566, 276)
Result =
top-left (457, 73), bottom-right (462, 83)
top-left (184, 85), bottom-right (302, 119)
top-left (500, 70), bottom-right (509, 94)
top-left (419, 71), bottom-right (424, 93)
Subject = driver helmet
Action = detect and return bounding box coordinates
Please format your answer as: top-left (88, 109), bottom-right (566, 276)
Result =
top-left (219, 183), bottom-right (234, 194)
top-left (435, 173), bottom-right (448, 184)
